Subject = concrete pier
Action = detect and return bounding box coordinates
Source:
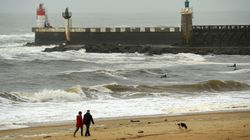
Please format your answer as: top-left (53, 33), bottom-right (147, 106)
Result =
top-left (191, 25), bottom-right (250, 47)
top-left (32, 27), bottom-right (181, 45)
top-left (31, 1), bottom-right (250, 47)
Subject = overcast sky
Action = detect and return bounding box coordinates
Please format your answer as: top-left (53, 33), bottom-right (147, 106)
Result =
top-left (1, 0), bottom-right (250, 13)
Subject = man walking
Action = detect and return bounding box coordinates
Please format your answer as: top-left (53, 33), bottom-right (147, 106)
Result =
top-left (73, 111), bottom-right (83, 137)
top-left (83, 110), bottom-right (95, 136)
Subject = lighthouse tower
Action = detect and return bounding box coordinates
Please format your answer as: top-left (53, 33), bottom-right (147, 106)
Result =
top-left (36, 4), bottom-right (50, 28)
top-left (180, 0), bottom-right (193, 45)
top-left (62, 7), bottom-right (72, 43)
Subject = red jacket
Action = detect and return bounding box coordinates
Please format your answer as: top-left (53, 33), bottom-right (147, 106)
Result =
top-left (76, 115), bottom-right (83, 127)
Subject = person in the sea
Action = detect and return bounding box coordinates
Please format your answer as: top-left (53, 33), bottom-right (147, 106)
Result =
top-left (228, 63), bottom-right (237, 70)
top-left (83, 110), bottom-right (95, 136)
top-left (160, 74), bottom-right (167, 78)
top-left (73, 111), bottom-right (83, 137)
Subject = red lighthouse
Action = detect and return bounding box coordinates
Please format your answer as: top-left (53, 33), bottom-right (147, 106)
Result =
top-left (36, 4), bottom-right (50, 27)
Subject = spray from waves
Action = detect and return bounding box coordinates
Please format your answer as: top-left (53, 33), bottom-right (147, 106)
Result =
top-left (0, 85), bottom-right (115, 103)
top-left (174, 53), bottom-right (206, 63)
top-left (0, 34), bottom-right (34, 41)
top-left (0, 88), bottom-right (84, 103)
top-left (104, 80), bottom-right (250, 93)
top-left (0, 46), bottom-right (86, 61)
top-left (0, 46), bottom-right (55, 60)
top-left (0, 33), bottom-right (34, 48)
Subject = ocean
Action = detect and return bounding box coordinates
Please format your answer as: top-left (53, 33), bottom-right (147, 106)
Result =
top-left (0, 12), bottom-right (250, 130)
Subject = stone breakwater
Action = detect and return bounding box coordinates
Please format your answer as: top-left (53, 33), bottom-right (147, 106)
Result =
top-left (43, 43), bottom-right (250, 55)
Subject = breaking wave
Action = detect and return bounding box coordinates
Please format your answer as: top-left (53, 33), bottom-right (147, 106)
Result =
top-left (1, 80), bottom-right (250, 103)
top-left (0, 33), bottom-right (34, 48)
top-left (0, 33), bottom-right (34, 41)
top-left (0, 89), bottom-right (83, 103)
top-left (104, 80), bottom-right (250, 93)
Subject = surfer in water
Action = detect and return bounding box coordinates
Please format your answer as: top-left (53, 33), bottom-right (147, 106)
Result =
top-left (228, 63), bottom-right (237, 70)
top-left (160, 74), bottom-right (167, 78)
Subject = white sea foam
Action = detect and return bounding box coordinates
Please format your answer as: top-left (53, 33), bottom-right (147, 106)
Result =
top-left (0, 33), bottom-right (34, 39)
top-left (1, 90), bottom-right (250, 130)
top-left (21, 89), bottom-right (84, 102)
top-left (175, 53), bottom-right (206, 64)
top-left (0, 34), bottom-right (34, 45)
top-left (0, 33), bottom-right (34, 49)
top-left (95, 70), bottom-right (128, 79)
top-left (0, 45), bottom-right (210, 70)
top-left (0, 42), bottom-right (27, 48)
top-left (0, 46), bottom-right (55, 60)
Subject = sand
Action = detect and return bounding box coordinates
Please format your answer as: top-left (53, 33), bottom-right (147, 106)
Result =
top-left (1, 111), bottom-right (250, 140)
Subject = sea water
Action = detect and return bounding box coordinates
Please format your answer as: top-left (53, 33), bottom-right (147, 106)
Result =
top-left (0, 13), bottom-right (250, 130)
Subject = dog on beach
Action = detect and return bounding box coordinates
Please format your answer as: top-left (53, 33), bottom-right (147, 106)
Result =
top-left (176, 123), bottom-right (188, 129)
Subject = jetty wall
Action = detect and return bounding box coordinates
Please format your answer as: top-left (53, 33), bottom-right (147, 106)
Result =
top-left (32, 25), bottom-right (250, 47)
top-left (32, 27), bottom-right (181, 45)
top-left (191, 25), bottom-right (250, 47)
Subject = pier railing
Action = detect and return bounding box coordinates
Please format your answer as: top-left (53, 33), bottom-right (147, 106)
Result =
top-left (32, 27), bottom-right (180, 33)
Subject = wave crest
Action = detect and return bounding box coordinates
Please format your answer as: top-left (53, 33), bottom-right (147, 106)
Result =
top-left (1, 80), bottom-right (249, 103)
top-left (105, 80), bottom-right (250, 93)
top-left (0, 89), bottom-right (84, 103)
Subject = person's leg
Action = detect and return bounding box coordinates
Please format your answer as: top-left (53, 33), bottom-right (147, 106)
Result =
top-left (73, 127), bottom-right (79, 137)
top-left (80, 126), bottom-right (83, 136)
top-left (85, 124), bottom-right (90, 136)
top-left (87, 125), bottom-right (91, 136)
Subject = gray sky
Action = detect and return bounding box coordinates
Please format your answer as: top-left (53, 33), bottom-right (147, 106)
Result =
top-left (1, 0), bottom-right (250, 13)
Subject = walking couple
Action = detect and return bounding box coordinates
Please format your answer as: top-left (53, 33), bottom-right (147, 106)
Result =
top-left (73, 110), bottom-right (95, 137)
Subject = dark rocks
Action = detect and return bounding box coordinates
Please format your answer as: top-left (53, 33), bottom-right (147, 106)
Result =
top-left (25, 42), bottom-right (36, 46)
top-left (42, 43), bottom-right (250, 55)
top-left (88, 45), bottom-right (250, 55)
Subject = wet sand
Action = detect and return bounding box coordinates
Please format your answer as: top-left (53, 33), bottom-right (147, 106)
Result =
top-left (1, 111), bottom-right (250, 140)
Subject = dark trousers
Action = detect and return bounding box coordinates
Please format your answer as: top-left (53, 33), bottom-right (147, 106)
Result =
top-left (73, 126), bottom-right (83, 136)
top-left (85, 124), bottom-right (91, 136)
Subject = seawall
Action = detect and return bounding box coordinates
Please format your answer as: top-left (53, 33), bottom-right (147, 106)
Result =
top-left (32, 27), bottom-right (181, 45)
top-left (32, 25), bottom-right (250, 47)
top-left (192, 25), bottom-right (250, 47)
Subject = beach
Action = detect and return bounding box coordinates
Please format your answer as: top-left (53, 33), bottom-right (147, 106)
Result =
top-left (1, 11), bottom-right (250, 140)
top-left (1, 111), bottom-right (250, 140)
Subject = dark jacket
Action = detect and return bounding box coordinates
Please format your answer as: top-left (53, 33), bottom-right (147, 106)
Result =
top-left (83, 113), bottom-right (94, 125)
